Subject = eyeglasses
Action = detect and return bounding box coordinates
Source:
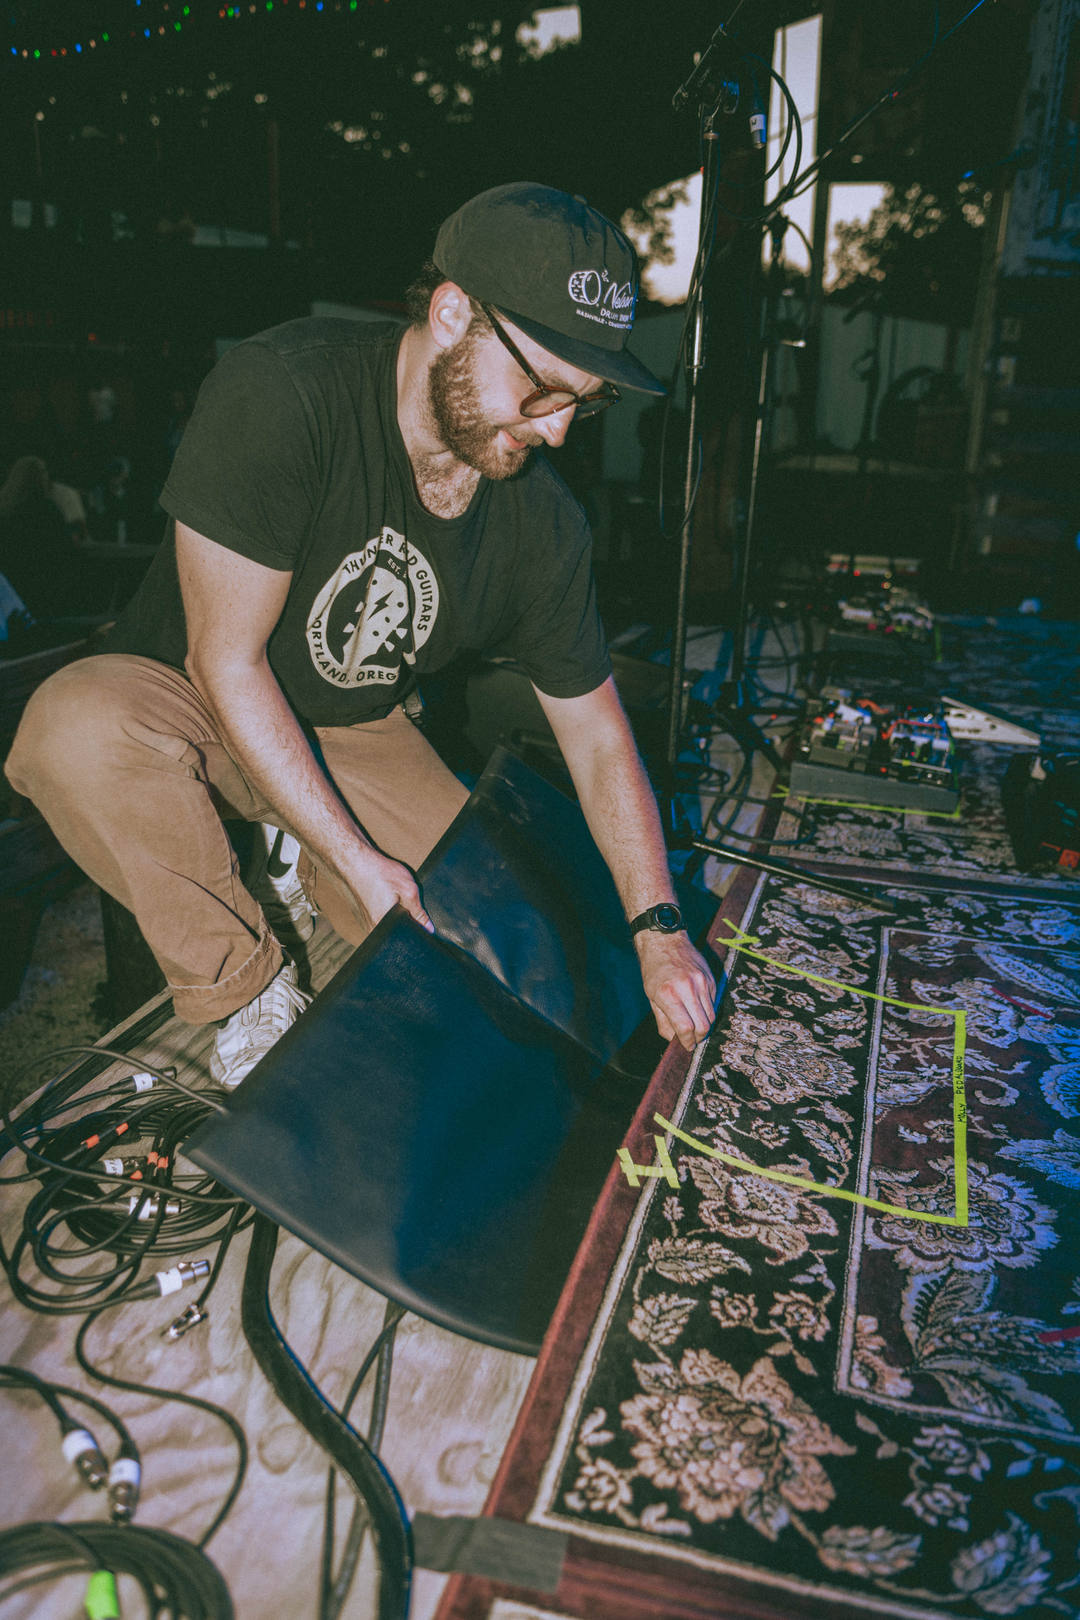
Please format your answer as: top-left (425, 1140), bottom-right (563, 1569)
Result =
top-left (481, 304), bottom-right (620, 419)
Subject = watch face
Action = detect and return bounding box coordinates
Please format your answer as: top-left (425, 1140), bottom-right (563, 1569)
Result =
top-left (653, 903), bottom-right (682, 933)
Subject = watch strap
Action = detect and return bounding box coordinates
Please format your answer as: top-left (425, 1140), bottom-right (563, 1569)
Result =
top-left (629, 903), bottom-right (684, 938)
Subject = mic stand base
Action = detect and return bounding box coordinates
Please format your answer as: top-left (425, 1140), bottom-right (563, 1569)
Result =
top-left (710, 679), bottom-right (787, 776)
top-left (673, 834), bottom-right (900, 916)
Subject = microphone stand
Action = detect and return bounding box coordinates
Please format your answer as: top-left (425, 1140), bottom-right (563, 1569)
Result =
top-left (651, 0), bottom-right (1000, 911)
top-left (712, 213), bottom-right (795, 770)
top-left (663, 95), bottom-right (723, 792)
top-left (657, 25), bottom-right (887, 914)
top-left (663, 56), bottom-right (783, 834)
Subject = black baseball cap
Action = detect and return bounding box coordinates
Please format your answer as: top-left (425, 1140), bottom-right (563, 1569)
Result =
top-left (434, 182), bottom-right (665, 397)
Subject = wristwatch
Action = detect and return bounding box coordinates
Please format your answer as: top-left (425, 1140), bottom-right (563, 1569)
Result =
top-left (629, 902), bottom-right (684, 938)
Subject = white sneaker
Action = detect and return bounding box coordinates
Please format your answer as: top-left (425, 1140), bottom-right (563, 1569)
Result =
top-left (249, 824), bottom-right (316, 943)
top-left (210, 962), bottom-right (312, 1089)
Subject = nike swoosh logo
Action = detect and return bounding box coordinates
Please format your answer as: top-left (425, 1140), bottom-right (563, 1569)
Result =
top-left (265, 829), bottom-right (292, 880)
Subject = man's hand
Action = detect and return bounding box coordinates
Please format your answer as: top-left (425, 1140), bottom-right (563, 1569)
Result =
top-left (332, 844), bottom-right (434, 936)
top-left (635, 931), bottom-right (716, 1052)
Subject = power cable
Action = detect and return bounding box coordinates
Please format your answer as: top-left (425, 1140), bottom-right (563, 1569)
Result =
top-left (319, 1303), bottom-right (406, 1620)
top-left (240, 1215), bottom-right (412, 1620)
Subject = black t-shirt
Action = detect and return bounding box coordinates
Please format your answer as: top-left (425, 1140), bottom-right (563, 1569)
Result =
top-left (103, 318), bottom-right (611, 727)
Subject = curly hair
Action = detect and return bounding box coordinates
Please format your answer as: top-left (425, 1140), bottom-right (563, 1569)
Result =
top-left (404, 259), bottom-right (489, 333)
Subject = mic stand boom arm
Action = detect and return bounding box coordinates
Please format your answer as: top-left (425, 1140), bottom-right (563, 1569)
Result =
top-left (673, 21), bottom-right (736, 114)
top-left (673, 834), bottom-right (900, 916)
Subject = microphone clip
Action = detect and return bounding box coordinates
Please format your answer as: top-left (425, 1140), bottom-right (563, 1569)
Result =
top-left (673, 22), bottom-right (741, 115)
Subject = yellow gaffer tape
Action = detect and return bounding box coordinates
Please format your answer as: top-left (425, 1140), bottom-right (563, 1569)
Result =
top-left (771, 787), bottom-right (963, 820)
top-left (622, 921), bottom-right (969, 1228)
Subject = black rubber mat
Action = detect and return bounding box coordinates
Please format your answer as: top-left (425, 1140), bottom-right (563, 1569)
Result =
top-left (185, 750), bottom-right (714, 1353)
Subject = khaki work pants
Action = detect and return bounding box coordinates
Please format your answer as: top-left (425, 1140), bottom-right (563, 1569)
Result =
top-left (6, 654), bottom-right (470, 1025)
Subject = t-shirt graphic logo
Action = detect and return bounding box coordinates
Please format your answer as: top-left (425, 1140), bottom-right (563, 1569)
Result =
top-left (306, 527), bottom-right (438, 689)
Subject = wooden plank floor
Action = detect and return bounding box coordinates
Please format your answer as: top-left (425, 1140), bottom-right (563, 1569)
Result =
top-left (0, 915), bottom-right (535, 1620)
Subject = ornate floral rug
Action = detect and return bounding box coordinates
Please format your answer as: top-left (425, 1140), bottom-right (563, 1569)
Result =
top-left (436, 868), bottom-right (1080, 1620)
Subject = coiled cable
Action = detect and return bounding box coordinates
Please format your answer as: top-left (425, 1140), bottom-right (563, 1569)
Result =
top-left (1, 1046), bottom-right (246, 1318)
top-left (0, 1522), bottom-right (233, 1619)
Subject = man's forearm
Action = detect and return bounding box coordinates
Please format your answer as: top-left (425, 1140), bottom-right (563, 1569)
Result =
top-left (191, 655), bottom-right (357, 859)
top-left (537, 677), bottom-right (674, 921)
top-left (186, 653), bottom-right (400, 923)
top-left (189, 655), bottom-right (434, 933)
top-left (568, 730), bottom-right (676, 924)
top-left (176, 521), bottom-right (432, 934)
top-left (537, 676), bottom-right (715, 1049)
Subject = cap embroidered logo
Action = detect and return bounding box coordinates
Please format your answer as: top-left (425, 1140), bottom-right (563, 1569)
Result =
top-left (567, 268), bottom-right (635, 329)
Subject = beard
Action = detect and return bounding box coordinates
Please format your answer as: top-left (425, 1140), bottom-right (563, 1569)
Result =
top-left (427, 328), bottom-right (544, 481)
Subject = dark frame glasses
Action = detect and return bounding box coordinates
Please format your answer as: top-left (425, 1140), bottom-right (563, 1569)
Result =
top-left (481, 303), bottom-right (620, 420)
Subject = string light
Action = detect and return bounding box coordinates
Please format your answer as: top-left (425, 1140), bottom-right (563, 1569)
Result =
top-left (5, 0), bottom-right (386, 63)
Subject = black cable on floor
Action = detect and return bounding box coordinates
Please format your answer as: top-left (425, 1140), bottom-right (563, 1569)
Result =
top-left (74, 1312), bottom-right (248, 1549)
top-left (0, 1365), bottom-right (139, 1497)
top-left (320, 1301), bottom-right (406, 1620)
top-left (0, 1365), bottom-right (235, 1615)
top-left (1, 1049), bottom-right (249, 1317)
top-left (241, 1214), bottom-right (411, 1620)
top-left (0, 1522), bottom-right (233, 1620)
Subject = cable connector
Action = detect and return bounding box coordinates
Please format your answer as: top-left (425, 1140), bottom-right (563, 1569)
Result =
top-left (84, 1568), bottom-right (120, 1620)
top-left (128, 1065), bottom-right (175, 1093)
top-left (128, 1195), bottom-right (181, 1219)
top-left (126, 1257), bottom-right (211, 1303)
top-left (99, 1155), bottom-right (148, 1180)
top-left (162, 1302), bottom-right (209, 1342)
top-left (155, 1258), bottom-right (211, 1297)
top-left (61, 1426), bottom-right (108, 1491)
top-left (80, 1121), bottom-right (130, 1151)
top-left (108, 1454), bottom-right (141, 1523)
